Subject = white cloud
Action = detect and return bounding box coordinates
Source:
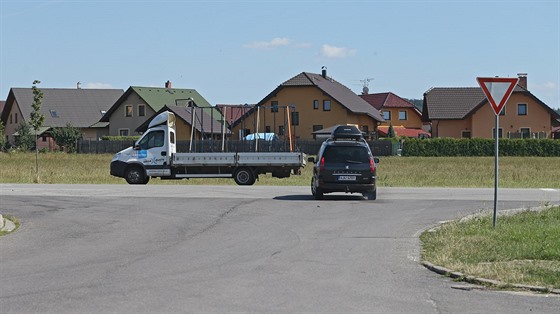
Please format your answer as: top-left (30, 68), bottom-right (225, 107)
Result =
top-left (83, 82), bottom-right (114, 89)
top-left (320, 44), bottom-right (356, 58)
top-left (243, 37), bottom-right (290, 49)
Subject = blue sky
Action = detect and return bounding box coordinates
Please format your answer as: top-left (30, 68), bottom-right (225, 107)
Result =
top-left (1, 0), bottom-right (559, 109)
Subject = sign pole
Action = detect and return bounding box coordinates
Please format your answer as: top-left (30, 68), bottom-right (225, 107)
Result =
top-left (476, 76), bottom-right (518, 229)
top-left (493, 113), bottom-right (499, 228)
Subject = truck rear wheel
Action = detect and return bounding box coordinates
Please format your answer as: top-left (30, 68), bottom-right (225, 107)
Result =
top-left (125, 166), bottom-right (149, 185)
top-left (234, 168), bottom-right (256, 185)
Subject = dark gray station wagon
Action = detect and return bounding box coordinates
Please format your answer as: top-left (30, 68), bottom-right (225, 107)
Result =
top-left (308, 125), bottom-right (379, 200)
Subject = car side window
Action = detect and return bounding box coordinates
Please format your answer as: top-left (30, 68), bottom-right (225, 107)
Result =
top-left (138, 130), bottom-right (165, 150)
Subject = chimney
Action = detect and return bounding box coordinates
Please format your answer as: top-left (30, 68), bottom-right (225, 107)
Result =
top-left (517, 73), bottom-right (527, 90)
top-left (165, 80), bottom-right (172, 88)
top-left (321, 66), bottom-right (327, 78)
top-left (77, 81), bottom-right (81, 89)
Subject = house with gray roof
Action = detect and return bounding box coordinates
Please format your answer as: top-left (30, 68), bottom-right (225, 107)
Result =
top-left (136, 105), bottom-right (231, 141)
top-left (422, 74), bottom-right (560, 139)
top-left (230, 68), bottom-right (385, 140)
top-left (1, 87), bottom-right (123, 149)
top-left (100, 81), bottom-right (219, 137)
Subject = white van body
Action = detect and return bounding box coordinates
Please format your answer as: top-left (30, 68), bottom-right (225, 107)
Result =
top-left (110, 111), bottom-right (305, 185)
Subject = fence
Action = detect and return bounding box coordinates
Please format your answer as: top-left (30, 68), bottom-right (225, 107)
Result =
top-left (77, 138), bottom-right (395, 156)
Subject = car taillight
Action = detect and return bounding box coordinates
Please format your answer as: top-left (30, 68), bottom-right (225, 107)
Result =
top-left (320, 156), bottom-right (325, 171)
top-left (369, 158), bottom-right (375, 172)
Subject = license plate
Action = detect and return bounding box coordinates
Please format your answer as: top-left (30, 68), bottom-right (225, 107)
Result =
top-left (338, 175), bottom-right (356, 181)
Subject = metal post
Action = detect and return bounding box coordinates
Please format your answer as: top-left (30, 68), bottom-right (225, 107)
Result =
top-left (255, 106), bottom-right (260, 152)
top-left (189, 105), bottom-right (195, 152)
top-left (493, 113), bottom-right (499, 228)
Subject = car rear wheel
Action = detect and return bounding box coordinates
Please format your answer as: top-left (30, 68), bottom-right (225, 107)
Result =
top-left (311, 177), bottom-right (324, 200)
top-left (364, 189), bottom-right (376, 200)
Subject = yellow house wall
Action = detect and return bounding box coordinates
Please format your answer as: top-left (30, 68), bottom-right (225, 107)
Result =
top-left (232, 86), bottom-right (379, 140)
top-left (434, 119), bottom-right (471, 137)
top-left (380, 108), bottom-right (423, 129)
top-left (471, 93), bottom-right (551, 138)
top-left (433, 93), bottom-right (553, 138)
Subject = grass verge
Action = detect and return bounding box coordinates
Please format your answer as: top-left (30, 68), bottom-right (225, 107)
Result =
top-left (1, 152), bottom-right (559, 188)
top-left (420, 206), bottom-right (560, 291)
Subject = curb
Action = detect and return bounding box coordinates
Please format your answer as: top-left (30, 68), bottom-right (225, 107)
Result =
top-left (421, 261), bottom-right (560, 295)
top-left (0, 214), bottom-right (17, 233)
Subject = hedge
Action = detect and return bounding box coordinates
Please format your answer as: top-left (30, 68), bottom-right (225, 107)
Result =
top-left (402, 138), bottom-right (560, 157)
top-left (101, 136), bottom-right (141, 141)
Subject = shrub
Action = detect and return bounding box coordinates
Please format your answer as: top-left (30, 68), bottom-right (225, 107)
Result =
top-left (101, 136), bottom-right (141, 141)
top-left (402, 138), bottom-right (560, 157)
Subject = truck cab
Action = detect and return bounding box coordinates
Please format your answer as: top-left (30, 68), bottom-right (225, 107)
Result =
top-left (110, 111), bottom-right (176, 184)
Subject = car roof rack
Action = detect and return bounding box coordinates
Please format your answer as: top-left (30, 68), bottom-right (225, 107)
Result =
top-left (330, 125), bottom-right (364, 141)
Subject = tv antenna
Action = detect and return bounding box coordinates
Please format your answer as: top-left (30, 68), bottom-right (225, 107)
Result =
top-left (359, 77), bottom-right (374, 94)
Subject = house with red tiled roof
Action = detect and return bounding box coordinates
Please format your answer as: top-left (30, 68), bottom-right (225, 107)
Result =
top-left (360, 92), bottom-right (428, 138)
top-left (230, 68), bottom-right (385, 141)
top-left (216, 104), bottom-right (255, 126)
top-left (422, 73), bottom-right (560, 139)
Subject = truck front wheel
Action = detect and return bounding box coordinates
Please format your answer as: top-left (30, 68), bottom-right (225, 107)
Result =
top-left (125, 166), bottom-right (149, 185)
top-left (234, 168), bottom-right (256, 185)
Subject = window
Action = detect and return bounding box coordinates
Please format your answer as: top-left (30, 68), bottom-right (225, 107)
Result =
top-left (265, 126), bottom-right (271, 133)
top-left (125, 105), bottom-right (133, 117)
top-left (492, 128), bottom-right (503, 139)
top-left (499, 106), bottom-right (506, 116)
top-left (291, 112), bottom-right (299, 125)
top-left (399, 111), bottom-right (407, 120)
top-left (313, 125), bottom-right (323, 132)
top-left (520, 128), bottom-right (531, 139)
top-left (461, 131), bottom-right (472, 139)
top-left (278, 126), bottom-right (285, 135)
top-left (517, 103), bottom-right (527, 115)
top-left (9, 114), bottom-right (12, 124)
top-left (170, 131), bottom-right (175, 144)
top-left (49, 110), bottom-right (58, 118)
top-left (137, 130), bottom-right (165, 150)
top-left (271, 101), bottom-right (278, 113)
top-left (323, 100), bottom-right (331, 111)
top-left (14, 113), bottom-right (18, 124)
top-left (119, 129), bottom-right (129, 136)
top-left (138, 104), bottom-right (146, 117)
top-left (383, 111), bottom-right (391, 120)
top-left (42, 135), bottom-right (47, 142)
top-left (313, 100), bottom-right (319, 110)
top-left (361, 125), bottom-right (369, 134)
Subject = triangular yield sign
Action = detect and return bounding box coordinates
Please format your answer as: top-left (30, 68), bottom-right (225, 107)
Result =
top-left (476, 77), bottom-right (519, 115)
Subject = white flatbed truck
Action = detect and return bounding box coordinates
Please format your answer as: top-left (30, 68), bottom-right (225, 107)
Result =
top-left (110, 111), bottom-right (306, 185)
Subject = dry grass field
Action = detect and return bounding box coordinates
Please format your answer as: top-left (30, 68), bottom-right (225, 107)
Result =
top-left (1, 152), bottom-right (559, 188)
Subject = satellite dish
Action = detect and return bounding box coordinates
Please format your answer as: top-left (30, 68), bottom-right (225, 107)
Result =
top-left (362, 86), bottom-right (369, 94)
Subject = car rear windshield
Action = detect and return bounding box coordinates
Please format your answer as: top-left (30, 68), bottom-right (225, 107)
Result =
top-left (323, 146), bottom-right (370, 163)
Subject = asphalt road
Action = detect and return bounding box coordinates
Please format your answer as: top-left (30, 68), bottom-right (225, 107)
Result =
top-left (1, 184), bottom-right (559, 313)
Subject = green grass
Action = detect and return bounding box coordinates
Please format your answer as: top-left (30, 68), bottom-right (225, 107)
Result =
top-left (420, 206), bottom-right (560, 290)
top-left (1, 152), bottom-right (559, 188)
